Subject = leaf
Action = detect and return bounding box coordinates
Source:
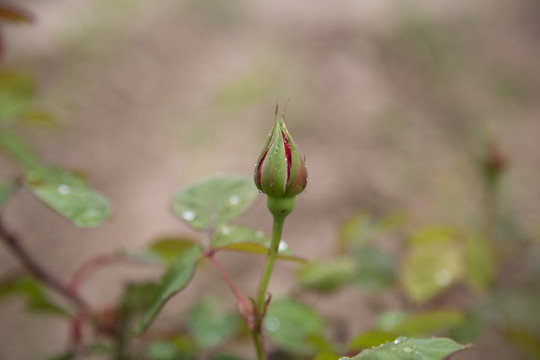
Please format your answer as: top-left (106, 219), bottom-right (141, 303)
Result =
top-left (148, 237), bottom-right (199, 264)
top-left (136, 245), bottom-right (203, 334)
top-left (352, 247), bottom-right (395, 291)
top-left (118, 282), bottom-right (159, 323)
top-left (143, 342), bottom-right (181, 360)
top-left (0, 177), bottom-right (18, 210)
top-left (314, 351), bottom-right (341, 360)
top-left (339, 213), bottom-right (376, 251)
top-left (0, 71), bottom-right (34, 123)
top-left (0, 130), bottom-right (40, 169)
top-left (20, 108), bottom-right (61, 128)
top-left (340, 337), bottom-right (472, 360)
top-left (186, 297), bottom-right (242, 349)
top-left (465, 235), bottom-right (494, 292)
top-left (297, 257), bottom-right (357, 293)
top-left (218, 242), bottom-right (307, 263)
top-left (25, 166), bottom-right (110, 228)
top-left (212, 225), bottom-right (306, 263)
top-left (172, 175), bottom-right (259, 231)
top-left (212, 224), bottom-right (268, 248)
top-left (263, 298), bottom-right (325, 355)
top-left (349, 330), bottom-right (396, 351)
top-left (377, 311), bottom-right (409, 332)
top-left (0, 275), bottom-right (70, 316)
top-left (339, 212), bottom-right (407, 253)
top-left (402, 228), bottom-right (465, 303)
top-left (210, 355), bottom-right (245, 360)
top-left (504, 327), bottom-right (540, 360)
top-left (392, 310), bottom-right (465, 336)
top-left (448, 310), bottom-right (485, 343)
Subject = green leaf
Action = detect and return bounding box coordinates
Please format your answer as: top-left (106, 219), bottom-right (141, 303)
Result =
top-left (172, 175), bottom-right (259, 231)
top-left (0, 71), bottom-right (34, 123)
top-left (209, 356), bottom-right (245, 360)
top-left (212, 224), bottom-right (268, 248)
top-left (448, 310), bottom-right (485, 343)
top-left (0, 130), bottom-right (40, 170)
top-left (339, 212), bottom-right (407, 253)
top-left (148, 237), bottom-right (199, 264)
top-left (352, 247), bottom-right (395, 291)
top-left (263, 298), bottom-right (325, 355)
top-left (186, 297), bottom-right (242, 349)
top-left (465, 235), bottom-right (494, 292)
top-left (20, 108), bottom-right (61, 128)
top-left (392, 310), bottom-right (465, 336)
top-left (0, 177), bottom-right (18, 210)
top-left (340, 337), bottom-right (472, 360)
top-left (339, 213), bottom-right (376, 251)
top-left (349, 330), bottom-right (396, 351)
top-left (218, 242), bottom-right (307, 263)
top-left (136, 245), bottom-right (203, 334)
top-left (143, 342), bottom-right (181, 360)
top-left (25, 166), bottom-right (110, 228)
top-left (402, 228), bottom-right (465, 303)
top-left (377, 311), bottom-right (408, 332)
top-left (314, 351), bottom-right (341, 360)
top-left (212, 225), bottom-right (306, 263)
top-left (504, 327), bottom-right (540, 360)
top-left (0, 275), bottom-right (70, 316)
top-left (297, 257), bottom-right (357, 293)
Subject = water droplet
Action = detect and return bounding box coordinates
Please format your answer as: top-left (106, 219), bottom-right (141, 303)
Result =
top-left (57, 184), bottom-right (71, 195)
top-left (434, 269), bottom-right (452, 286)
top-left (228, 195), bottom-right (240, 205)
top-left (270, 182), bottom-right (275, 188)
top-left (394, 339), bottom-right (401, 344)
top-left (278, 240), bottom-right (288, 252)
top-left (255, 230), bottom-right (264, 239)
top-left (264, 316), bottom-right (280, 332)
top-left (181, 210), bottom-right (196, 221)
top-left (403, 347), bottom-right (413, 353)
top-left (221, 226), bottom-right (231, 235)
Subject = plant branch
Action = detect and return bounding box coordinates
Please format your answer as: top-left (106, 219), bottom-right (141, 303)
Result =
top-left (69, 253), bottom-right (120, 292)
top-left (207, 254), bottom-right (245, 305)
top-left (255, 213), bottom-right (285, 315)
top-left (0, 216), bottom-right (88, 310)
top-left (251, 212), bottom-right (287, 360)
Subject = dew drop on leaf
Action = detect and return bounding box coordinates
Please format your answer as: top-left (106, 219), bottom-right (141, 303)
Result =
top-left (221, 226), bottom-right (231, 235)
top-left (57, 184), bottom-right (70, 195)
top-left (181, 210), bottom-right (196, 221)
top-left (228, 195), bottom-right (240, 205)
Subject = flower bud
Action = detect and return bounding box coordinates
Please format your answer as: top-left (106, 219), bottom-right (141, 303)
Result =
top-left (254, 106), bottom-right (308, 199)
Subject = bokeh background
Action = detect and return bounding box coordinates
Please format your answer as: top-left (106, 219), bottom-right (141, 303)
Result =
top-left (1, 0), bottom-right (540, 359)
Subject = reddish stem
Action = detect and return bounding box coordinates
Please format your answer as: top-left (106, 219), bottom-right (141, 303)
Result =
top-left (0, 216), bottom-right (88, 310)
top-left (69, 254), bottom-right (119, 293)
top-left (206, 252), bottom-right (255, 329)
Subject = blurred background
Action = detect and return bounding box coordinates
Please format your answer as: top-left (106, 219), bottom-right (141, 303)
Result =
top-left (1, 0), bottom-right (539, 359)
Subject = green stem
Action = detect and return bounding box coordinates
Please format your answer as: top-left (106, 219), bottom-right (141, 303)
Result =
top-left (255, 213), bottom-right (286, 315)
top-left (252, 331), bottom-right (267, 360)
top-left (252, 196), bottom-right (295, 360)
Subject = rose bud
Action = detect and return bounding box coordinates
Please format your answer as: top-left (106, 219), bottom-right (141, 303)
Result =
top-left (254, 106), bottom-right (308, 199)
